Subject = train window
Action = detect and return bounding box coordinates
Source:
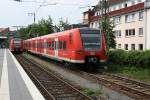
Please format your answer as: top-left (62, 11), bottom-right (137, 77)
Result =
top-left (48, 42), bottom-right (51, 49)
top-left (38, 42), bottom-right (40, 48)
top-left (40, 42), bottom-right (42, 48)
top-left (37, 42), bottom-right (38, 48)
top-left (59, 41), bottom-right (62, 49)
top-left (44, 42), bottom-right (48, 48)
top-left (55, 41), bottom-right (59, 50)
top-left (69, 32), bottom-right (72, 44)
top-left (52, 41), bottom-right (55, 50)
top-left (37, 42), bottom-right (39, 48)
top-left (63, 41), bottom-right (67, 49)
top-left (80, 29), bottom-right (101, 51)
top-left (55, 41), bottom-right (56, 50)
top-left (35, 42), bottom-right (37, 48)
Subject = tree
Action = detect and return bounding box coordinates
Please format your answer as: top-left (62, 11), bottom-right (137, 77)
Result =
top-left (100, 0), bottom-right (116, 50)
top-left (57, 18), bottom-right (70, 31)
top-left (29, 23), bottom-right (42, 37)
top-left (38, 16), bottom-right (54, 35)
top-left (100, 16), bottom-right (116, 49)
top-left (19, 27), bottom-right (30, 39)
top-left (18, 16), bottom-right (54, 39)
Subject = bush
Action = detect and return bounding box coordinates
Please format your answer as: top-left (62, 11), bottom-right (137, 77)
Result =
top-left (107, 50), bottom-right (150, 68)
top-left (106, 49), bottom-right (127, 65)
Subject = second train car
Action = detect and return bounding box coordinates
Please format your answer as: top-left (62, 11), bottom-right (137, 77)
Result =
top-left (9, 37), bottom-right (24, 53)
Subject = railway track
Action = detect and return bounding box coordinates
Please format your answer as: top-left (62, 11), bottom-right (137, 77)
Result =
top-left (79, 72), bottom-right (150, 100)
top-left (15, 55), bottom-right (92, 100)
top-left (21, 53), bottom-right (150, 100)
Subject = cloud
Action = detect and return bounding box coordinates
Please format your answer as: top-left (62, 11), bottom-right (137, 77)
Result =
top-left (0, 0), bottom-right (98, 29)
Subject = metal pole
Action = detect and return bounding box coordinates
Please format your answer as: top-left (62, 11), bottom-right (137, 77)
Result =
top-left (28, 12), bottom-right (36, 23)
top-left (33, 13), bottom-right (36, 24)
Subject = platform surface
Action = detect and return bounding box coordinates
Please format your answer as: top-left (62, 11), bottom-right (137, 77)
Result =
top-left (0, 49), bottom-right (45, 100)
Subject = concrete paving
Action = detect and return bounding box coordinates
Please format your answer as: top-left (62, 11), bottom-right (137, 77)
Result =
top-left (0, 49), bottom-right (45, 100)
top-left (0, 49), bottom-right (4, 85)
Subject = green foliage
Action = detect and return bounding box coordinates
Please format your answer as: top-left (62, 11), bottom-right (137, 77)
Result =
top-left (83, 88), bottom-right (95, 96)
top-left (57, 18), bottom-right (70, 31)
top-left (106, 64), bottom-right (150, 83)
top-left (18, 16), bottom-right (54, 39)
top-left (100, 16), bottom-right (116, 50)
top-left (19, 27), bottom-right (30, 39)
top-left (99, 0), bottom-right (116, 50)
top-left (38, 17), bottom-right (54, 35)
top-left (82, 88), bottom-right (102, 96)
top-left (107, 50), bottom-right (150, 68)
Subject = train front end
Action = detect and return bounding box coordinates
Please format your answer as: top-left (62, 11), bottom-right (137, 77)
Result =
top-left (11, 38), bottom-right (23, 53)
top-left (75, 28), bottom-right (107, 65)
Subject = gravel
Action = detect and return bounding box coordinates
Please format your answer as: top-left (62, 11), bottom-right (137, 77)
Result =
top-left (24, 53), bottom-right (134, 100)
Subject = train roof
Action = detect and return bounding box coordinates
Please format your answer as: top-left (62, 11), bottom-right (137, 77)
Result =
top-left (25, 27), bottom-right (100, 41)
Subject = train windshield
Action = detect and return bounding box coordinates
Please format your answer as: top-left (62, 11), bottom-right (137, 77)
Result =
top-left (80, 28), bottom-right (101, 51)
top-left (14, 38), bottom-right (21, 48)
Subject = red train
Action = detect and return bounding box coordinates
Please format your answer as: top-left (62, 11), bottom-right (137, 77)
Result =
top-left (9, 38), bottom-right (24, 53)
top-left (23, 28), bottom-right (107, 65)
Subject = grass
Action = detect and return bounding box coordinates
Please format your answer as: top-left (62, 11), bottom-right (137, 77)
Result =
top-left (106, 64), bottom-right (150, 83)
top-left (82, 88), bottom-right (103, 97)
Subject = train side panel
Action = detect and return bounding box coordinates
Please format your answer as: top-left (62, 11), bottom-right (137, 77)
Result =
top-left (23, 28), bottom-right (107, 64)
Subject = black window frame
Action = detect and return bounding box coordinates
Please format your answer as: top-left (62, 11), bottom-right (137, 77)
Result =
top-left (63, 41), bottom-right (67, 50)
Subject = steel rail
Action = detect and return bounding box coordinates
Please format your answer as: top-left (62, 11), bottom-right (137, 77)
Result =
top-left (16, 55), bottom-right (92, 100)
top-left (81, 71), bottom-right (150, 100)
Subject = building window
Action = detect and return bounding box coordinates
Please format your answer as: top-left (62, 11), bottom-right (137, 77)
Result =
top-left (126, 30), bottom-right (129, 36)
top-left (114, 16), bottom-right (121, 25)
top-left (125, 14), bottom-right (135, 23)
top-left (125, 44), bottom-right (128, 50)
top-left (115, 30), bottom-right (121, 37)
top-left (139, 28), bottom-right (143, 36)
top-left (131, 44), bottom-right (135, 50)
top-left (125, 29), bottom-right (135, 36)
top-left (139, 11), bottom-right (144, 20)
top-left (139, 44), bottom-right (143, 50)
top-left (118, 44), bottom-right (121, 49)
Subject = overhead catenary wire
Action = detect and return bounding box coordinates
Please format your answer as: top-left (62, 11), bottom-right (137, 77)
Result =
top-left (17, 0), bottom-right (97, 28)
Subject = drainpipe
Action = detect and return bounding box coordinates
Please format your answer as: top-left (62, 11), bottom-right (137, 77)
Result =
top-left (145, 1), bottom-right (147, 50)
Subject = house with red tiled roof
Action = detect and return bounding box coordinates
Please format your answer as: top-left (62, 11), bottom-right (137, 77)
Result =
top-left (0, 27), bottom-right (9, 39)
top-left (0, 28), bottom-right (10, 48)
top-left (83, 0), bottom-right (150, 50)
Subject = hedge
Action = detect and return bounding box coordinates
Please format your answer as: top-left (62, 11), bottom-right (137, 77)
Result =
top-left (106, 49), bottom-right (150, 68)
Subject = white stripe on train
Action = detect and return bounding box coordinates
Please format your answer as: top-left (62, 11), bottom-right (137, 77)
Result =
top-left (28, 50), bottom-right (106, 63)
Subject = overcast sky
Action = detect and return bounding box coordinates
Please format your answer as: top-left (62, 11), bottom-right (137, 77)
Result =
top-left (0, 0), bottom-right (98, 30)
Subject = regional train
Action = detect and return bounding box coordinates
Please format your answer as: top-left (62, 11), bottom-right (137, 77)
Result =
top-left (9, 38), bottom-right (24, 53)
top-left (23, 28), bottom-right (107, 65)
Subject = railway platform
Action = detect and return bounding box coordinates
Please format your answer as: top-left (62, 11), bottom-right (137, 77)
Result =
top-left (0, 49), bottom-right (45, 100)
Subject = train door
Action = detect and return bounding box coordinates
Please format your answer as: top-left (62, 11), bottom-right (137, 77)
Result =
top-left (35, 40), bottom-right (37, 53)
top-left (44, 39), bottom-right (47, 54)
top-left (54, 38), bottom-right (58, 57)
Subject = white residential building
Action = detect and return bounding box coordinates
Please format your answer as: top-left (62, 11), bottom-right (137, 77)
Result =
top-left (83, 0), bottom-right (150, 50)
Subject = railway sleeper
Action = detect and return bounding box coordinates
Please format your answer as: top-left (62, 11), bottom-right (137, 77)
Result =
top-left (44, 84), bottom-right (65, 88)
top-left (47, 88), bottom-right (74, 94)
